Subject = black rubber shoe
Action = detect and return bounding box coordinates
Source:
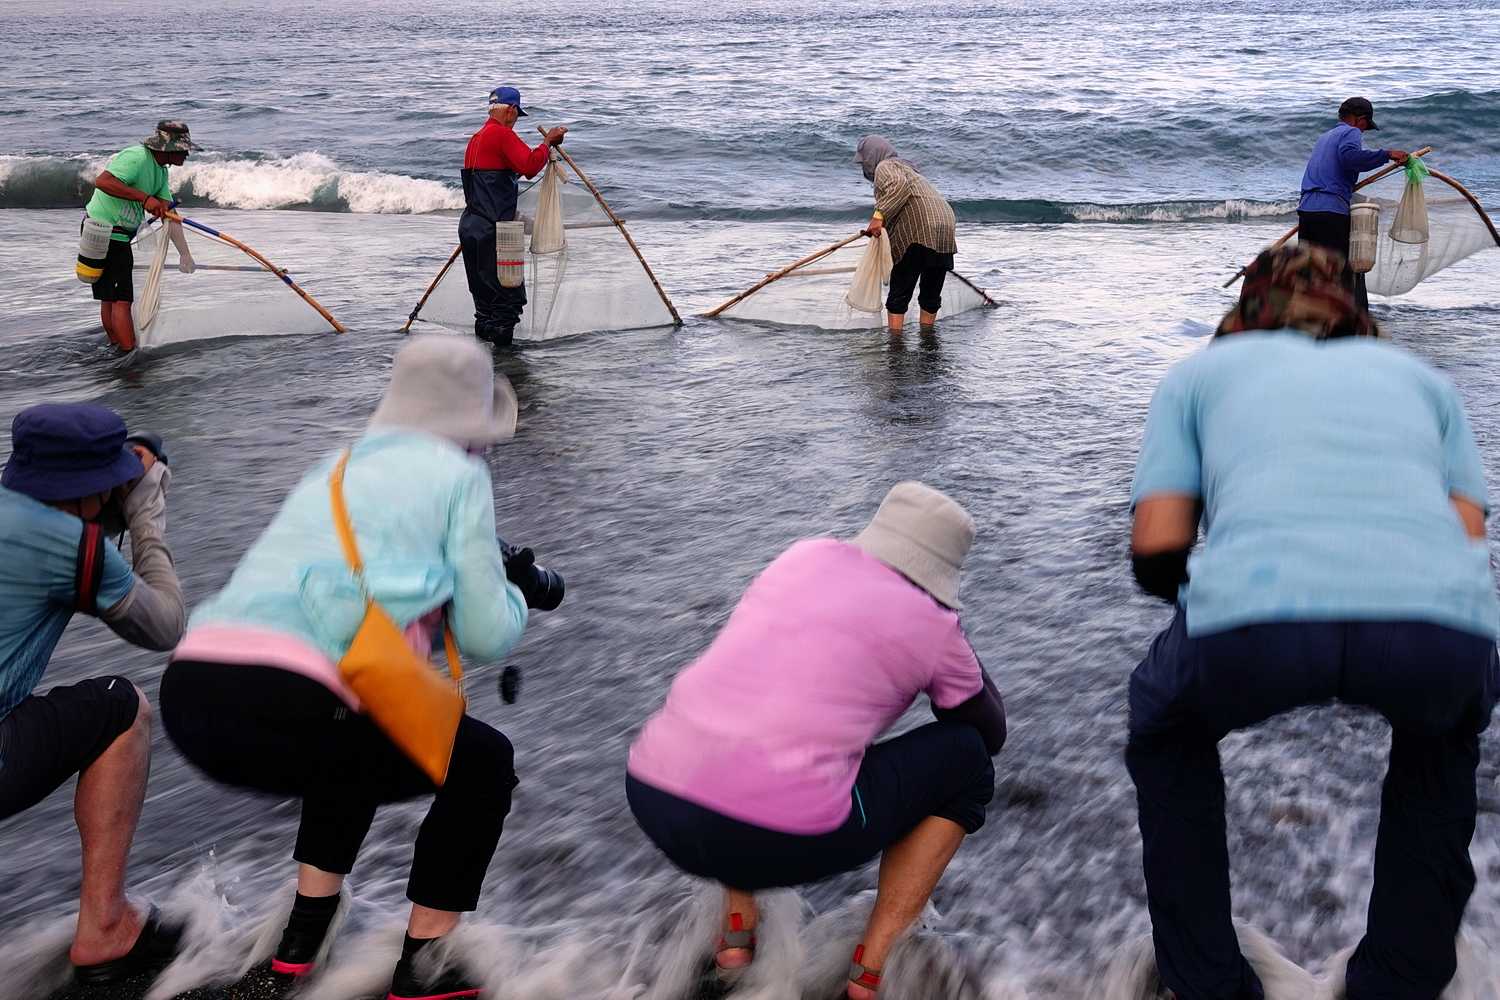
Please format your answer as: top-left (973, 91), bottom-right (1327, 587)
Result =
top-left (73, 907), bottom-right (184, 986)
top-left (387, 955), bottom-right (482, 999)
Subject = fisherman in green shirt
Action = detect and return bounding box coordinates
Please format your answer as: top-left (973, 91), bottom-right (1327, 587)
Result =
top-left (84, 121), bottom-right (200, 352)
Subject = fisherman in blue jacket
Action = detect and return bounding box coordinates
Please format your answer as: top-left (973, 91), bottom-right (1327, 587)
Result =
top-left (1298, 97), bottom-right (1408, 312)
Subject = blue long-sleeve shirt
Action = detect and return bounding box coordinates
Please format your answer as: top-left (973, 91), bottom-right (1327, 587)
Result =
top-left (1298, 123), bottom-right (1391, 215)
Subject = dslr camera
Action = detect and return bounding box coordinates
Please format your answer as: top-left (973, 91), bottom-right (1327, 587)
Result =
top-left (498, 540), bottom-right (565, 611)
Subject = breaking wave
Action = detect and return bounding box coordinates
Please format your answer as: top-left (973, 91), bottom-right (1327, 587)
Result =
top-left (0, 153), bottom-right (463, 214)
top-left (0, 153), bottom-right (1293, 223)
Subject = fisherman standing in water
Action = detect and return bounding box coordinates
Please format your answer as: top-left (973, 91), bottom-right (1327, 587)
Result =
top-left (460, 87), bottom-right (566, 346)
top-left (1297, 97), bottom-right (1407, 312)
top-left (84, 121), bottom-right (199, 352)
top-left (855, 136), bottom-right (957, 336)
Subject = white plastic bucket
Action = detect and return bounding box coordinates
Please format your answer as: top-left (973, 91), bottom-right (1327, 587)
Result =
top-left (1349, 203), bottom-right (1380, 274)
top-left (495, 221), bottom-right (526, 288)
top-left (76, 217), bottom-right (113, 283)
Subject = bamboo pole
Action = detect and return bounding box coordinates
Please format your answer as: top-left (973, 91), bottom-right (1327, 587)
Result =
top-left (700, 232), bottom-right (868, 318)
top-left (1222, 146), bottom-right (1433, 288)
top-left (948, 270), bottom-right (998, 306)
top-left (537, 127), bottom-right (682, 325)
top-left (404, 244), bottom-right (464, 333)
top-left (1427, 168), bottom-right (1500, 247)
top-left (165, 211), bottom-right (346, 332)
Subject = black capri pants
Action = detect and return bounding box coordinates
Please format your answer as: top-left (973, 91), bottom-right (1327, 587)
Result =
top-left (160, 660), bottom-right (517, 912)
top-left (628, 720), bottom-right (993, 890)
top-left (886, 244), bottom-right (954, 316)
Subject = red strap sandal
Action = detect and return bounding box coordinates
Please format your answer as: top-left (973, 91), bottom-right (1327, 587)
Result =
top-left (848, 945), bottom-right (883, 995)
top-left (714, 912), bottom-right (757, 982)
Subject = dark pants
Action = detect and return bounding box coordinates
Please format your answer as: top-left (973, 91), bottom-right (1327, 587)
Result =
top-left (628, 720), bottom-right (994, 890)
top-left (91, 239), bottom-right (134, 303)
top-left (886, 244), bottom-right (954, 316)
top-left (458, 211), bottom-right (526, 339)
top-left (0, 676), bottom-right (140, 820)
top-left (160, 661), bottom-right (517, 912)
top-left (1298, 210), bottom-right (1368, 313)
top-left (1126, 613), bottom-right (1499, 1000)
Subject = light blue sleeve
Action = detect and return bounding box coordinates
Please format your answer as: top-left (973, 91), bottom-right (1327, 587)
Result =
top-left (1130, 365), bottom-right (1203, 506)
top-left (1438, 385), bottom-right (1489, 512)
top-left (444, 464), bottom-right (528, 662)
top-left (97, 539), bottom-right (135, 610)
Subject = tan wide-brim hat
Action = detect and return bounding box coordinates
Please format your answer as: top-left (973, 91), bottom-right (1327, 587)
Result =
top-left (368, 334), bottom-right (517, 446)
top-left (849, 482), bottom-right (975, 610)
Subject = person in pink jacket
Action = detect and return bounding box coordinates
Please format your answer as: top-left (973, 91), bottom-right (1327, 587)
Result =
top-left (627, 483), bottom-right (1006, 1000)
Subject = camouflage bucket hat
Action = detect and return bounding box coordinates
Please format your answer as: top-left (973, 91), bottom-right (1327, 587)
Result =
top-left (141, 120), bottom-right (202, 152)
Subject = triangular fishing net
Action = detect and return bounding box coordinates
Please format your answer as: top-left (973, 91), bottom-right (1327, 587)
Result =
top-left (129, 220), bottom-right (340, 349)
top-left (410, 166), bottom-right (678, 341)
top-left (1341, 165), bottom-right (1499, 297)
top-left (709, 234), bottom-right (994, 330)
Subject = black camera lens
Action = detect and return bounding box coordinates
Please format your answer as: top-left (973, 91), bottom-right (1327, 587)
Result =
top-left (528, 567), bottom-right (565, 611)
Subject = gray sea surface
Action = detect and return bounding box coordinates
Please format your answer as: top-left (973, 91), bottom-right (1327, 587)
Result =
top-left (1, 0), bottom-right (1499, 997)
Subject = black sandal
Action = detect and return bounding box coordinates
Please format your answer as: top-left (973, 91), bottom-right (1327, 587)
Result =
top-left (73, 906), bottom-right (184, 986)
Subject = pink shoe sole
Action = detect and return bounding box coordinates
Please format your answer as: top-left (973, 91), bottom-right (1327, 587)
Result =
top-left (270, 958), bottom-right (315, 976)
top-left (386, 991), bottom-right (480, 1000)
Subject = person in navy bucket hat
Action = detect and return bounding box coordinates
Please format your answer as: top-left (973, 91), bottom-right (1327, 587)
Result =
top-left (0, 401), bottom-right (186, 987)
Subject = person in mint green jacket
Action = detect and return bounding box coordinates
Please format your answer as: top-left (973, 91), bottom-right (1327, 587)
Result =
top-left (160, 335), bottom-right (537, 1000)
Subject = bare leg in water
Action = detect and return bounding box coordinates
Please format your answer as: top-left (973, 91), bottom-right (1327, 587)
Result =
top-left (849, 816), bottom-right (966, 1000)
top-left (70, 686), bottom-right (152, 966)
top-left (887, 309), bottom-right (938, 336)
top-left (100, 301), bottom-right (136, 352)
top-left (715, 816), bottom-right (966, 995)
top-left (296, 864), bottom-right (460, 939)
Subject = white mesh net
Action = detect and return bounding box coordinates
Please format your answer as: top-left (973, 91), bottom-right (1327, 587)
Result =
top-left (710, 234), bottom-right (994, 329)
top-left (129, 220), bottom-right (339, 350)
top-left (412, 173), bottom-right (677, 341)
top-left (1342, 169), bottom-right (1499, 297)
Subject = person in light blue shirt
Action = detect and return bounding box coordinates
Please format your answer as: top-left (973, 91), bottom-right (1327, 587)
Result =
top-left (1126, 245), bottom-right (1499, 1000)
top-left (1297, 96), bottom-right (1408, 312)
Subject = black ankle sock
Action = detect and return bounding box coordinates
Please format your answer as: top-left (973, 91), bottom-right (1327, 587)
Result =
top-left (401, 933), bottom-right (439, 965)
top-left (275, 892), bottom-right (341, 961)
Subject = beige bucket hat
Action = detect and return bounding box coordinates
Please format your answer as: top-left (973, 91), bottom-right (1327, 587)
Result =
top-left (849, 482), bottom-right (975, 610)
top-left (368, 334), bottom-right (517, 446)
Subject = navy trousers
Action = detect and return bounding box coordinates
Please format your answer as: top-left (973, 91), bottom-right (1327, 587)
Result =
top-left (458, 211), bottom-right (526, 337)
top-left (1127, 613), bottom-right (1498, 1000)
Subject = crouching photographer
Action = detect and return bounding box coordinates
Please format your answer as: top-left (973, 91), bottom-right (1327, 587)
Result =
top-left (158, 335), bottom-right (542, 999)
top-left (0, 404), bottom-right (185, 986)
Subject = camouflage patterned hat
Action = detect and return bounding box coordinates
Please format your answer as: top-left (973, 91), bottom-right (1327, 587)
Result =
top-left (140, 120), bottom-right (202, 153)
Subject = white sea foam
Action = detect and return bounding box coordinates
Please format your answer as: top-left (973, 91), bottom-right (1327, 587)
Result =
top-left (174, 153), bottom-right (463, 214)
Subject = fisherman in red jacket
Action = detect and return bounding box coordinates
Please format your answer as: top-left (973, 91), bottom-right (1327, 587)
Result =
top-left (460, 86), bottom-right (567, 345)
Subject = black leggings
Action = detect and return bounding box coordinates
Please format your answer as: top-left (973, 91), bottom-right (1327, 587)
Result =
top-left (886, 243), bottom-right (954, 316)
top-left (160, 661), bottom-right (516, 912)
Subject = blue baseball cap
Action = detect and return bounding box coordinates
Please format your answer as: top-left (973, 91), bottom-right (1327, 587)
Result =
top-left (488, 86), bottom-right (528, 116)
top-left (2, 403), bottom-right (144, 501)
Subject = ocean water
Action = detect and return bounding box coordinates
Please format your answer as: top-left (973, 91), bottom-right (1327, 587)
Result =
top-left (1, 0), bottom-right (1500, 997)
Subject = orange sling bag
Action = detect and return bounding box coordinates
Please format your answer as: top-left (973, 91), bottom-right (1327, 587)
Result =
top-left (329, 449), bottom-right (465, 785)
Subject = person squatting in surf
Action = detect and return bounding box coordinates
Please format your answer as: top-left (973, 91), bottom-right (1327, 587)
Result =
top-left (1297, 97), bottom-right (1408, 314)
top-left (0, 403), bottom-right (185, 986)
top-left (157, 335), bottom-right (562, 1000)
top-left (82, 121), bottom-right (199, 352)
top-left (1127, 244), bottom-right (1500, 1000)
top-left (459, 86), bottom-right (567, 346)
top-left (626, 482), bottom-right (1007, 1000)
top-left (855, 135), bottom-right (958, 337)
